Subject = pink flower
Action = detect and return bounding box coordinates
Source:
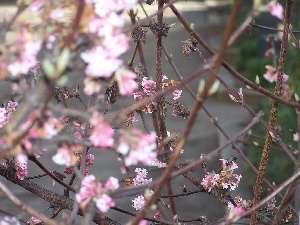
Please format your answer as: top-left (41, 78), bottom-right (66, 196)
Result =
top-left (0, 108), bottom-right (7, 124)
top-left (103, 33), bottom-right (129, 57)
top-left (114, 67), bottom-right (138, 96)
top-left (89, 111), bottom-right (114, 148)
top-left (132, 195), bottom-right (145, 210)
top-left (117, 129), bottom-right (157, 166)
top-left (263, 65), bottom-right (289, 83)
top-left (27, 216), bottom-right (41, 225)
top-left (269, 3), bottom-right (284, 20)
top-left (29, 0), bottom-right (45, 12)
top-left (83, 77), bottom-right (101, 95)
top-left (293, 132), bottom-right (299, 142)
top-left (138, 220), bottom-right (148, 225)
top-left (76, 175), bottom-right (118, 213)
top-left (50, 8), bottom-right (64, 21)
top-left (104, 177), bottom-right (119, 190)
top-left (133, 168), bottom-right (152, 186)
top-left (81, 45), bottom-right (122, 78)
top-left (172, 89), bottom-right (182, 100)
top-left (52, 145), bottom-right (74, 167)
top-left (8, 39), bottom-right (41, 77)
top-left (86, 152), bottom-right (95, 167)
top-left (141, 77), bottom-right (156, 95)
top-left (76, 175), bottom-right (102, 208)
top-left (15, 156), bottom-right (28, 180)
top-left (263, 65), bottom-right (277, 83)
top-left (95, 194), bottom-right (115, 213)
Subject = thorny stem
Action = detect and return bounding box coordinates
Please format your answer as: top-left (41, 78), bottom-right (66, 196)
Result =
top-left (250, 1), bottom-right (293, 224)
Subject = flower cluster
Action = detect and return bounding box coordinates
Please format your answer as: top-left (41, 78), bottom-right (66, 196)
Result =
top-left (117, 129), bottom-right (157, 166)
top-left (6, 28), bottom-right (41, 77)
top-left (63, 151), bottom-right (95, 176)
top-left (89, 111), bottom-right (114, 148)
top-left (15, 155), bottom-right (28, 181)
top-left (134, 76), bottom-right (182, 113)
top-left (81, 0), bottom-right (138, 96)
top-left (23, 110), bottom-right (64, 140)
top-left (27, 216), bottom-right (42, 225)
top-left (268, 2), bottom-right (284, 20)
top-left (0, 216), bottom-right (21, 225)
top-left (201, 158), bottom-right (242, 192)
top-left (0, 101), bottom-right (18, 129)
top-left (131, 168), bottom-right (153, 210)
top-left (76, 175), bottom-right (119, 213)
top-left (52, 144), bottom-right (81, 167)
top-left (263, 65), bottom-right (291, 100)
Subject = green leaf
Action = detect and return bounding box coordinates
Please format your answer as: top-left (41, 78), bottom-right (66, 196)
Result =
top-left (57, 48), bottom-right (70, 75)
top-left (42, 59), bottom-right (56, 79)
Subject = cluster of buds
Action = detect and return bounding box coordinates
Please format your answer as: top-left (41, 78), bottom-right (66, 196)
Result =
top-left (201, 158), bottom-right (242, 192)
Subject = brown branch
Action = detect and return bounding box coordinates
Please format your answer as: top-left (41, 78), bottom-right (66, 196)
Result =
top-left (0, 164), bottom-right (120, 225)
top-left (250, 1), bottom-right (293, 224)
top-left (0, 181), bottom-right (62, 225)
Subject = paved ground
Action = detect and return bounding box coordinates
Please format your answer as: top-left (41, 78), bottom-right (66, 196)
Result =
top-left (0, 1), bottom-right (256, 224)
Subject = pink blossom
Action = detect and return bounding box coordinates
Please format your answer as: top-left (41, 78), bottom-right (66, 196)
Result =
top-left (34, 148), bottom-right (47, 158)
top-left (263, 65), bottom-right (289, 83)
top-left (76, 175), bottom-right (118, 212)
top-left (15, 157), bottom-right (28, 180)
top-left (173, 89), bottom-right (182, 100)
top-left (27, 216), bottom-right (41, 225)
top-left (114, 67), bottom-right (138, 96)
top-left (83, 77), bottom-right (101, 95)
top-left (29, 0), bottom-right (45, 12)
top-left (76, 175), bottom-right (102, 208)
top-left (81, 45), bottom-right (122, 78)
top-left (282, 83), bottom-right (292, 100)
top-left (95, 194), bottom-right (115, 213)
top-left (293, 132), bottom-right (299, 142)
top-left (50, 8), bottom-right (64, 20)
top-left (52, 145), bottom-right (74, 166)
top-left (117, 129), bottom-right (157, 166)
top-left (150, 158), bottom-right (167, 168)
top-left (269, 3), bottom-right (284, 20)
top-left (141, 77), bottom-right (156, 95)
top-left (89, 111), bottom-right (114, 148)
top-left (8, 39), bottom-right (41, 77)
top-left (103, 33), bottom-right (129, 57)
top-left (133, 168), bottom-right (152, 186)
top-left (0, 108), bottom-right (7, 124)
top-left (227, 205), bottom-right (245, 222)
top-left (64, 167), bottom-right (73, 174)
top-left (89, 14), bottom-right (125, 37)
top-left (46, 35), bottom-right (56, 49)
top-left (263, 65), bottom-right (277, 83)
top-left (132, 195), bottom-right (145, 210)
top-left (104, 177), bottom-right (119, 190)
top-left (138, 220), bottom-right (148, 225)
top-left (86, 152), bottom-right (95, 167)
